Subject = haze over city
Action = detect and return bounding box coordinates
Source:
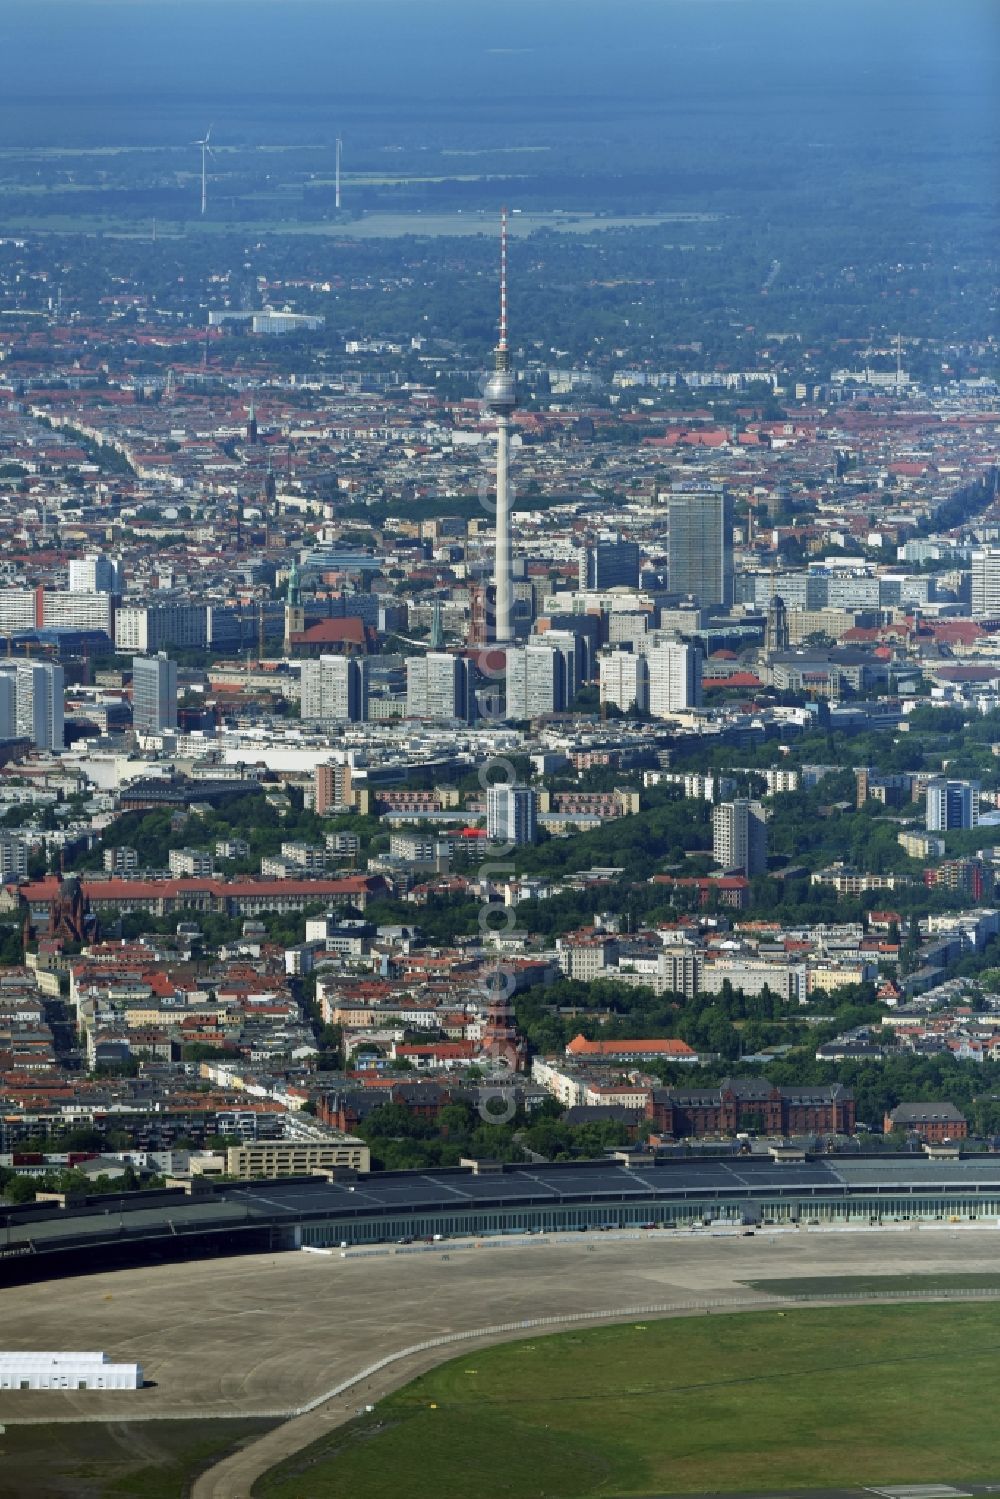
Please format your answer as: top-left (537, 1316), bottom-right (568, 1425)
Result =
top-left (0, 3), bottom-right (996, 1497)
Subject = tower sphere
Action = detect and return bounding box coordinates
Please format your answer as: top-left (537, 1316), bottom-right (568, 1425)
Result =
top-left (485, 370), bottom-right (517, 411)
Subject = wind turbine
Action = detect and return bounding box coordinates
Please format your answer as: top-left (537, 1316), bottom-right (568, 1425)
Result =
top-left (193, 125), bottom-right (215, 216)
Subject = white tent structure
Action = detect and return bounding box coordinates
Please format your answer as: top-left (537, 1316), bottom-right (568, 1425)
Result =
top-left (0, 1352), bottom-right (142, 1390)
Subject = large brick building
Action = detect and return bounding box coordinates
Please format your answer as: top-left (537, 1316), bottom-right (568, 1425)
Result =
top-left (647, 1077), bottom-right (855, 1139)
top-left (884, 1102), bottom-right (968, 1142)
top-left (319, 1082), bottom-right (454, 1133)
top-left (17, 873), bottom-right (388, 926)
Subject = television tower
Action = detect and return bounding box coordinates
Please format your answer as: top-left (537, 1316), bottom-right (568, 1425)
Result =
top-left (484, 205), bottom-right (516, 644)
top-left (335, 137), bottom-right (343, 211)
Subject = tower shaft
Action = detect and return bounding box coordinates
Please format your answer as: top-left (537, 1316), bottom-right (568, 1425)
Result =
top-left (485, 205), bottom-right (516, 646)
top-left (494, 414), bottom-right (513, 643)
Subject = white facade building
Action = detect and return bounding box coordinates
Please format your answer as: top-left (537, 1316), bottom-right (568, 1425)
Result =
top-left (971, 549), bottom-right (1000, 618)
top-left (2, 662), bottom-right (65, 750)
top-left (405, 652), bottom-right (472, 721)
top-left (43, 591), bottom-right (115, 635)
top-left (599, 651), bottom-right (649, 714)
top-left (645, 641), bottom-right (702, 717)
top-left (104, 845), bottom-right (139, 876)
top-left (115, 604), bottom-right (207, 654)
top-left (761, 767), bottom-right (800, 793)
top-left (712, 798), bottom-right (768, 877)
top-left (926, 778), bottom-right (980, 832)
top-left (168, 848), bottom-right (215, 877)
top-left (68, 554), bottom-right (122, 595)
top-left (505, 644), bottom-right (565, 721)
top-left (0, 1351), bottom-right (142, 1391)
top-left (486, 785), bottom-right (538, 846)
top-left (300, 656), bottom-right (367, 722)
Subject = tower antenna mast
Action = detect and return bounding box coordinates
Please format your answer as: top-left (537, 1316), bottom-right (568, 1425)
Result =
top-left (485, 205), bottom-right (516, 644)
top-left (335, 136), bottom-right (343, 211)
top-left (499, 201), bottom-right (508, 354)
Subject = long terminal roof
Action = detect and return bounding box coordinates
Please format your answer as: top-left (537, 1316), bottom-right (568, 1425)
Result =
top-left (7, 1155), bottom-right (1000, 1260)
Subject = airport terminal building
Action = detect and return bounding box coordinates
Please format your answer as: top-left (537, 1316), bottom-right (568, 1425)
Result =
top-left (4, 1153), bottom-right (1000, 1283)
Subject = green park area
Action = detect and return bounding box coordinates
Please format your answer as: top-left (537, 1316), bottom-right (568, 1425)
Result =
top-left (256, 1302), bottom-right (1000, 1499)
top-left (0, 1417), bottom-right (274, 1499)
top-left (743, 1272), bottom-right (1000, 1298)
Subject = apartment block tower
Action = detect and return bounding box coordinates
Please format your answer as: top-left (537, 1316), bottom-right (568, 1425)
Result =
top-left (712, 798), bottom-right (768, 877)
top-left (132, 653), bottom-right (178, 734)
top-left (667, 489), bottom-right (734, 608)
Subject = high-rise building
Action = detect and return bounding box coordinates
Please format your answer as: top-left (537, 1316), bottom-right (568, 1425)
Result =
top-left (405, 652), bottom-right (475, 722)
top-left (485, 207), bottom-right (517, 644)
top-left (971, 549), bottom-right (1000, 618)
top-left (115, 604), bottom-right (206, 654)
top-left (131, 653), bottom-right (177, 735)
top-left (923, 858), bottom-right (986, 902)
top-left (0, 673), bottom-right (14, 741)
top-left (667, 489), bottom-right (734, 607)
top-left (0, 836), bottom-right (28, 883)
top-left (104, 846), bottom-right (139, 876)
top-left (0, 590), bottom-right (37, 637)
top-left (578, 539), bottom-right (641, 591)
top-left (926, 779), bottom-right (980, 832)
top-left (42, 592), bottom-right (114, 638)
top-left (487, 784), bottom-right (538, 846)
top-left (645, 640), bottom-right (702, 716)
top-left (712, 799), bottom-right (768, 877)
top-left (3, 662), bottom-right (65, 751)
top-left (68, 554), bottom-right (121, 595)
top-left (599, 651), bottom-right (649, 714)
top-left (511, 577), bottom-right (535, 635)
top-left (505, 644), bottom-right (566, 721)
top-left (315, 763), bottom-right (355, 815)
top-left (537, 613), bottom-right (601, 681)
top-left (428, 600), bottom-right (445, 651)
top-left (536, 630), bottom-right (581, 704)
top-left (300, 656), bottom-right (367, 722)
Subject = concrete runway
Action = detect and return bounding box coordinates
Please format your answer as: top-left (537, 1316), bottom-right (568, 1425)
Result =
top-left (0, 1227), bottom-right (997, 1496)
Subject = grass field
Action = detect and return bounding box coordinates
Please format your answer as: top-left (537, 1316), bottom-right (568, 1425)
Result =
top-left (254, 1304), bottom-right (1000, 1499)
top-left (744, 1272), bottom-right (1000, 1297)
top-left (0, 1418), bottom-right (275, 1499)
top-left (0, 209), bottom-right (721, 240)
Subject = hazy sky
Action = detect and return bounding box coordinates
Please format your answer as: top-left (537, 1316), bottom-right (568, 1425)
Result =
top-left (4, 0), bottom-right (996, 103)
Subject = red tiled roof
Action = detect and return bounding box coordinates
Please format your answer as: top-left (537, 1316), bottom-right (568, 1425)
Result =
top-left (703, 672), bottom-right (763, 690)
top-left (20, 875), bottom-right (381, 901)
top-left (395, 1041), bottom-right (476, 1059)
top-left (291, 618), bottom-right (373, 647)
top-left (566, 1034), bottom-right (695, 1058)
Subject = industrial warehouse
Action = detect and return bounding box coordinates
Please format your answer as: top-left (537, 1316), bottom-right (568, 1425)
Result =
top-left (5, 1153), bottom-right (1000, 1283)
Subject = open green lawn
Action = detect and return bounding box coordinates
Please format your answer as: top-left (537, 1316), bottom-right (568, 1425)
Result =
top-left (0, 208), bottom-right (721, 239)
top-left (255, 1304), bottom-right (1000, 1499)
top-left (0, 1418), bottom-right (275, 1499)
top-left (744, 1272), bottom-right (1000, 1297)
